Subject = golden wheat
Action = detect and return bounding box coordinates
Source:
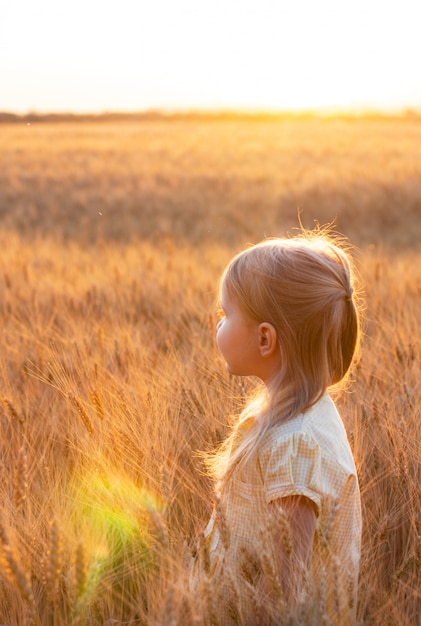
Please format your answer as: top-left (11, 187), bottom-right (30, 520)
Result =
top-left (0, 115), bottom-right (419, 624)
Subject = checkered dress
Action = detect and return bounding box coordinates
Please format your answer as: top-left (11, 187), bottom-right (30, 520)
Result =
top-left (191, 394), bottom-right (361, 625)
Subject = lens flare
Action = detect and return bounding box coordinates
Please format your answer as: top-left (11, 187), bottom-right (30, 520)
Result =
top-left (68, 465), bottom-right (165, 612)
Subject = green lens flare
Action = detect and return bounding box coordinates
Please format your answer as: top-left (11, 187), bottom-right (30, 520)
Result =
top-left (69, 467), bottom-right (164, 608)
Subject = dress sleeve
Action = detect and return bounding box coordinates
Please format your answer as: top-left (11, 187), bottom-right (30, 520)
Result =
top-left (260, 431), bottom-right (323, 514)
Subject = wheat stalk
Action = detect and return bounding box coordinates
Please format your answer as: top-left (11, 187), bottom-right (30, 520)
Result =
top-left (14, 445), bottom-right (28, 513)
top-left (3, 541), bottom-right (34, 606)
top-left (3, 396), bottom-right (23, 423)
top-left (68, 392), bottom-right (94, 435)
top-left (90, 388), bottom-right (105, 420)
top-left (45, 517), bottom-right (63, 601)
top-left (75, 541), bottom-right (87, 599)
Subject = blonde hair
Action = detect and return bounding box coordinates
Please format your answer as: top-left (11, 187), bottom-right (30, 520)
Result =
top-left (209, 230), bottom-right (361, 485)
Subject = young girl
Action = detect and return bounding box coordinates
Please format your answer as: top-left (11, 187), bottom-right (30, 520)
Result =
top-left (191, 231), bottom-right (362, 625)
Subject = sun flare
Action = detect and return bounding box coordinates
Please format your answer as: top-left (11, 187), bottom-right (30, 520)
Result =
top-left (2, 0), bottom-right (420, 112)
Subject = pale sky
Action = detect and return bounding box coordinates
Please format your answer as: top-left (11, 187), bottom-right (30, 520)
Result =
top-left (1, 0), bottom-right (420, 113)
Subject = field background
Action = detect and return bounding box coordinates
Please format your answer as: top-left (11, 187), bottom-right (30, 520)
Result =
top-left (0, 114), bottom-right (420, 625)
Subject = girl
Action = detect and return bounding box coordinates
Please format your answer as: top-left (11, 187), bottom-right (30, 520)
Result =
top-left (191, 231), bottom-right (362, 625)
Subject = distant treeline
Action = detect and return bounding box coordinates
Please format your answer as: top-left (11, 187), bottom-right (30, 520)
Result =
top-left (1, 109), bottom-right (420, 124)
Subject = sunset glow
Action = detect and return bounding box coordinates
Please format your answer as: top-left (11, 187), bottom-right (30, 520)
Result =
top-left (1, 0), bottom-right (420, 113)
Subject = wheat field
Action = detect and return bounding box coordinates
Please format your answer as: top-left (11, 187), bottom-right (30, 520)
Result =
top-left (0, 115), bottom-right (420, 625)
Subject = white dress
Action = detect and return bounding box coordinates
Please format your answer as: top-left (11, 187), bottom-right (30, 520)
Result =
top-left (191, 394), bottom-right (361, 625)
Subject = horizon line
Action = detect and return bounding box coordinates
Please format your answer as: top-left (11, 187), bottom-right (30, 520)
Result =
top-left (1, 103), bottom-right (421, 120)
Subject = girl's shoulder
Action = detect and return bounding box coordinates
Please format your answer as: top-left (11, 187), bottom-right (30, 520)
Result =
top-left (265, 393), bottom-right (336, 440)
top-left (260, 394), bottom-right (354, 471)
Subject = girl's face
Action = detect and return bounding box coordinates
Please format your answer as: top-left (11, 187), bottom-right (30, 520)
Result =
top-left (216, 282), bottom-right (262, 378)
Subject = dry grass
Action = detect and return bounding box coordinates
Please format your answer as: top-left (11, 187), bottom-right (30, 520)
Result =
top-left (1, 115), bottom-right (421, 247)
top-left (0, 115), bottom-right (420, 624)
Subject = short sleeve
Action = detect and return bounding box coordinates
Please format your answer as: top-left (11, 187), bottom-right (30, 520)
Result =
top-left (260, 432), bottom-right (323, 513)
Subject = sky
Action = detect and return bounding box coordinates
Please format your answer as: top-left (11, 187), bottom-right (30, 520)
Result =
top-left (1, 0), bottom-right (420, 113)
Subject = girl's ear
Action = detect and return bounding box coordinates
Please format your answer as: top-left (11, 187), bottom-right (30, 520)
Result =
top-left (258, 322), bottom-right (278, 357)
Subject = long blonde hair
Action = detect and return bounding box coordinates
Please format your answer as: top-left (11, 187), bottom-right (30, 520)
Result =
top-left (208, 229), bottom-right (361, 486)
